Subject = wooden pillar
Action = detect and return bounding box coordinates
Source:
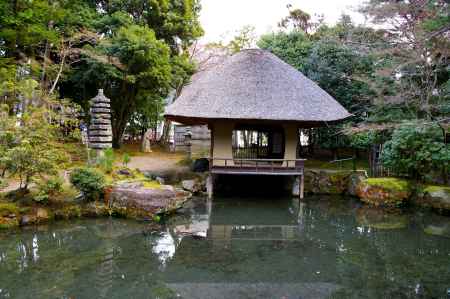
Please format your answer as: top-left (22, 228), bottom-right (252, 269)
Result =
top-left (300, 173), bottom-right (304, 199)
top-left (207, 174), bottom-right (214, 199)
top-left (291, 175), bottom-right (304, 199)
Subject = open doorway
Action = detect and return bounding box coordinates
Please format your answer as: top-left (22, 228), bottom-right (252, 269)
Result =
top-left (232, 126), bottom-right (285, 160)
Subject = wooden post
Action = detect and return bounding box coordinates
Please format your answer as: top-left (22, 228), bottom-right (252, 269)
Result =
top-left (207, 174), bottom-right (214, 199)
top-left (300, 173), bottom-right (304, 199)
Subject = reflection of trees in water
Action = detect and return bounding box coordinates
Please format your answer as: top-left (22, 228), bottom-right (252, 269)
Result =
top-left (1, 200), bottom-right (449, 298)
top-left (284, 199), bottom-right (450, 298)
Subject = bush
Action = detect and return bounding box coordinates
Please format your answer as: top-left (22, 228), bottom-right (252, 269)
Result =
top-left (381, 122), bottom-right (450, 180)
top-left (69, 168), bottom-right (105, 201)
top-left (98, 148), bottom-right (115, 174)
top-left (0, 107), bottom-right (68, 189)
top-left (34, 176), bottom-right (64, 203)
top-left (122, 153), bottom-right (131, 167)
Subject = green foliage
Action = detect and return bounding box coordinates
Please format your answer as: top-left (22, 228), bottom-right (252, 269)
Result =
top-left (97, 148), bottom-right (115, 174)
top-left (122, 153), bottom-right (131, 167)
top-left (69, 167), bottom-right (105, 201)
top-left (381, 122), bottom-right (450, 180)
top-left (34, 176), bottom-right (64, 203)
top-left (349, 131), bottom-right (382, 150)
top-left (0, 202), bottom-right (19, 217)
top-left (0, 105), bottom-right (68, 189)
top-left (257, 30), bottom-right (311, 71)
top-left (61, 1), bottom-right (202, 147)
top-left (258, 22), bottom-right (376, 151)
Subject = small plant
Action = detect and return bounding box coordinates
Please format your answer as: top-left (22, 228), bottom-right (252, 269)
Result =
top-left (0, 178), bottom-right (7, 190)
top-left (70, 167), bottom-right (105, 201)
top-left (98, 148), bottom-right (115, 174)
top-left (34, 176), bottom-right (64, 203)
top-left (122, 152), bottom-right (131, 167)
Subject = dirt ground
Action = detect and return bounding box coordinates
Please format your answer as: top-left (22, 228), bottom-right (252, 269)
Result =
top-left (116, 143), bottom-right (190, 174)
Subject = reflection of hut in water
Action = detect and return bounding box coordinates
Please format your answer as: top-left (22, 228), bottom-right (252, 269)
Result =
top-left (165, 49), bottom-right (351, 198)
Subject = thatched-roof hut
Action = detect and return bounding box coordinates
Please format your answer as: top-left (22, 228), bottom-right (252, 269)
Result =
top-left (165, 49), bottom-right (351, 198)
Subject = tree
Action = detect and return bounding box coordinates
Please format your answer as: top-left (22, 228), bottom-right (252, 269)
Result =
top-left (0, 105), bottom-right (68, 190)
top-left (360, 0), bottom-right (450, 121)
top-left (61, 0), bottom-right (202, 148)
top-left (381, 121), bottom-right (450, 181)
top-left (258, 21), bottom-right (376, 156)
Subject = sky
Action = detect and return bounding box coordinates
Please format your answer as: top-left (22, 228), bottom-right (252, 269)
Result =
top-left (199, 0), bottom-right (367, 43)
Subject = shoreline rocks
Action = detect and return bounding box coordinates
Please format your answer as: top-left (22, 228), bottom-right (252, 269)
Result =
top-left (0, 179), bottom-right (192, 230)
top-left (356, 178), bottom-right (411, 207)
top-left (415, 185), bottom-right (450, 212)
top-left (304, 170), bottom-right (367, 196)
top-left (109, 181), bottom-right (191, 219)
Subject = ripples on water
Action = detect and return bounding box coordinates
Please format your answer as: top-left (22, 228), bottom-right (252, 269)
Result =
top-left (0, 196), bottom-right (449, 299)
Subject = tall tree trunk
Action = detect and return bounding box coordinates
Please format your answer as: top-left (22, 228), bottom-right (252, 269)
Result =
top-left (160, 119), bottom-right (171, 144)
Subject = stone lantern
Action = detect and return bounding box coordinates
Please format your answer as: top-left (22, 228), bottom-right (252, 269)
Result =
top-left (184, 129), bottom-right (192, 159)
top-left (88, 89), bottom-right (112, 155)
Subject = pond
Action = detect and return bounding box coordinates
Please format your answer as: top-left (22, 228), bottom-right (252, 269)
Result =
top-left (0, 196), bottom-right (449, 299)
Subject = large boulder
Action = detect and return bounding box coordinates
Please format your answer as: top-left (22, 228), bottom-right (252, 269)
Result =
top-left (356, 178), bottom-right (411, 207)
top-left (304, 170), bottom-right (351, 195)
top-left (347, 171), bottom-right (368, 197)
top-left (415, 185), bottom-right (450, 211)
top-left (182, 179), bottom-right (205, 194)
top-left (192, 158), bottom-right (209, 172)
top-left (20, 207), bottom-right (53, 225)
top-left (109, 181), bottom-right (191, 219)
top-left (0, 202), bottom-right (20, 229)
top-left (304, 170), bottom-right (367, 195)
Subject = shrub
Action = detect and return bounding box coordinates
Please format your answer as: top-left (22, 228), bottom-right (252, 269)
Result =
top-left (0, 107), bottom-right (68, 189)
top-left (381, 122), bottom-right (450, 180)
top-left (34, 176), bottom-right (64, 203)
top-left (98, 148), bottom-right (115, 174)
top-left (69, 168), bottom-right (105, 201)
top-left (122, 153), bottom-right (131, 167)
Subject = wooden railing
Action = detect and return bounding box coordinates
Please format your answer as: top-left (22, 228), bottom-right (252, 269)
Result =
top-left (209, 158), bottom-right (306, 175)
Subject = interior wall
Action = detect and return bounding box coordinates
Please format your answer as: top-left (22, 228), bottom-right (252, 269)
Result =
top-left (212, 121), bottom-right (234, 166)
top-left (283, 123), bottom-right (298, 166)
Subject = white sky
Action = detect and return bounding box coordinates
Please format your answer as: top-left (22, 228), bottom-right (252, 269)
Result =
top-left (199, 0), bottom-right (367, 43)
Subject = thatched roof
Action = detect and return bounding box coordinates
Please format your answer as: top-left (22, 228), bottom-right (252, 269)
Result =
top-left (165, 49), bottom-right (351, 125)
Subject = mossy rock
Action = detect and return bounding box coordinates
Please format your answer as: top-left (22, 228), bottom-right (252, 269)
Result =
top-left (81, 201), bottom-right (110, 217)
top-left (20, 207), bottom-right (54, 226)
top-left (356, 178), bottom-right (411, 207)
top-left (0, 202), bottom-right (20, 217)
top-left (416, 185), bottom-right (450, 211)
top-left (0, 216), bottom-right (19, 229)
top-left (54, 205), bottom-right (83, 220)
top-left (304, 170), bottom-right (352, 195)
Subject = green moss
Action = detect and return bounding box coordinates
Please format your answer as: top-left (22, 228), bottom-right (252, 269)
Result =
top-left (142, 180), bottom-right (162, 189)
top-left (0, 202), bottom-right (20, 217)
top-left (365, 178), bottom-right (410, 192)
top-left (423, 185), bottom-right (450, 194)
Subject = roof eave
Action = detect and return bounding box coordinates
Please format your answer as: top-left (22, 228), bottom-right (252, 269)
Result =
top-left (164, 114), bottom-right (352, 127)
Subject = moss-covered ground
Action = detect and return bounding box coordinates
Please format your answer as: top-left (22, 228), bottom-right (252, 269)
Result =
top-left (364, 178), bottom-right (410, 192)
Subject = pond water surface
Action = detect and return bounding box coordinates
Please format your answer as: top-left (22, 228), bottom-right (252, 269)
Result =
top-left (1, 196), bottom-right (450, 299)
